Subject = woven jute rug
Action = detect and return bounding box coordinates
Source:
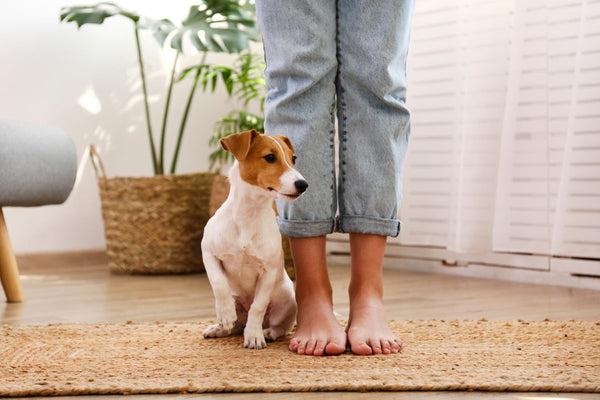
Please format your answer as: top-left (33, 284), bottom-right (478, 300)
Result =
top-left (1, 320), bottom-right (599, 396)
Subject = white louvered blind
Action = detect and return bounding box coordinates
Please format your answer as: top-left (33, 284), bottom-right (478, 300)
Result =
top-left (493, 0), bottom-right (555, 255)
top-left (551, 0), bottom-right (600, 258)
top-left (398, 0), bottom-right (511, 252)
top-left (397, 0), bottom-right (600, 262)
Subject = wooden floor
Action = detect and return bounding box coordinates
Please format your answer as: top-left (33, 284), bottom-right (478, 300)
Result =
top-left (3, 252), bottom-right (600, 400)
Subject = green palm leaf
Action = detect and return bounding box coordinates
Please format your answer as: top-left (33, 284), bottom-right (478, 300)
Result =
top-left (165, 0), bottom-right (258, 53)
top-left (60, 2), bottom-right (139, 26)
top-left (143, 18), bottom-right (177, 45)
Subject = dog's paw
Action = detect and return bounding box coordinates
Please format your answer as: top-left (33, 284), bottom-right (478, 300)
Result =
top-left (203, 323), bottom-right (231, 338)
top-left (216, 299), bottom-right (237, 331)
top-left (263, 327), bottom-right (283, 341)
top-left (244, 327), bottom-right (267, 349)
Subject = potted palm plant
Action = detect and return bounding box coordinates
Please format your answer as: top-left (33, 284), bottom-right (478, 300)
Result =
top-left (61, 1), bottom-right (259, 274)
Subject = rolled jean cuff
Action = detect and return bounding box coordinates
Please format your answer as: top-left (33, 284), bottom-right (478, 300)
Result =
top-left (278, 218), bottom-right (336, 238)
top-left (336, 214), bottom-right (401, 237)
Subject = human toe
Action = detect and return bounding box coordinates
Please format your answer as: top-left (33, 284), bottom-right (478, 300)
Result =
top-left (381, 339), bottom-right (392, 355)
top-left (296, 339), bottom-right (307, 355)
top-left (289, 337), bottom-right (300, 352)
top-left (313, 339), bottom-right (327, 356)
top-left (304, 339), bottom-right (317, 355)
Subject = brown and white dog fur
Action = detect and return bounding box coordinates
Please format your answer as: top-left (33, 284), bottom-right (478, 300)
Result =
top-left (201, 129), bottom-right (307, 349)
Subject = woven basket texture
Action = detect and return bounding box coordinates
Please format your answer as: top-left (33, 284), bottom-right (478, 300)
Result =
top-left (209, 174), bottom-right (296, 279)
top-left (98, 173), bottom-right (217, 274)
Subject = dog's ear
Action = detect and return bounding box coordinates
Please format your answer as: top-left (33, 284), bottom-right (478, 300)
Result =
top-left (220, 129), bottom-right (260, 161)
top-left (275, 135), bottom-right (295, 153)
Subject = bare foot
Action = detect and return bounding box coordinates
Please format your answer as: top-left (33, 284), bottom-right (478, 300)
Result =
top-left (287, 236), bottom-right (346, 356)
top-left (347, 292), bottom-right (401, 356)
top-left (346, 233), bottom-right (401, 355)
top-left (289, 296), bottom-right (346, 356)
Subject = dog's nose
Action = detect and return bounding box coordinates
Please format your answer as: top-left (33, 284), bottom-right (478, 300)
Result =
top-left (294, 179), bottom-right (308, 193)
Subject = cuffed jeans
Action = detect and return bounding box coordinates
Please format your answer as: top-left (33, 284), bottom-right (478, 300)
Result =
top-left (256, 0), bottom-right (414, 238)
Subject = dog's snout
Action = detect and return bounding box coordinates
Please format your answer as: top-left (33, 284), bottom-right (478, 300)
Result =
top-left (294, 179), bottom-right (308, 193)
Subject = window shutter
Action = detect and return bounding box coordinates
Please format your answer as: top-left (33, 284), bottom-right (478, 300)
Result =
top-left (551, 0), bottom-right (600, 259)
top-left (399, 0), bottom-right (511, 253)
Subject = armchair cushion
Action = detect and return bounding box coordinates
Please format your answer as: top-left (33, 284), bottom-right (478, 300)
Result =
top-left (0, 120), bottom-right (77, 207)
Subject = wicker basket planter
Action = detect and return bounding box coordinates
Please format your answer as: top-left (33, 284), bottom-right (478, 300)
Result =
top-left (209, 174), bottom-right (296, 280)
top-left (90, 146), bottom-right (216, 274)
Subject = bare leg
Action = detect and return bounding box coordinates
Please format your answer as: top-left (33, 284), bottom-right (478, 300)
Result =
top-left (346, 233), bottom-right (402, 355)
top-left (288, 236), bottom-right (346, 356)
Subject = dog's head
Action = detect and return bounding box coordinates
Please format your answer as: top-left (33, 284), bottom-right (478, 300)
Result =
top-left (220, 129), bottom-right (308, 201)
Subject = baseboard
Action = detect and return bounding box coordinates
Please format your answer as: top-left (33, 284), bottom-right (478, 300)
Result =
top-left (327, 253), bottom-right (600, 291)
top-left (17, 247), bottom-right (600, 291)
top-left (16, 250), bottom-right (108, 272)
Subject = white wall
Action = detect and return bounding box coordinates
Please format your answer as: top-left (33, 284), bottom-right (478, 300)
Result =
top-left (1, 1), bottom-right (237, 254)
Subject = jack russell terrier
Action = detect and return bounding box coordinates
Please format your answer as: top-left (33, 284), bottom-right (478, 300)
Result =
top-left (201, 129), bottom-right (307, 349)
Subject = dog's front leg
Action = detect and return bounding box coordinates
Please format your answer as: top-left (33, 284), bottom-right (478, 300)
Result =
top-left (203, 251), bottom-right (237, 336)
top-left (244, 267), bottom-right (277, 349)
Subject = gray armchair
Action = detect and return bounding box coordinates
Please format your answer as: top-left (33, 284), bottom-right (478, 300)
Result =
top-left (0, 120), bottom-right (77, 302)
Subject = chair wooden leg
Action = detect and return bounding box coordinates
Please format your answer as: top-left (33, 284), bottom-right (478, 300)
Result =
top-left (0, 208), bottom-right (24, 303)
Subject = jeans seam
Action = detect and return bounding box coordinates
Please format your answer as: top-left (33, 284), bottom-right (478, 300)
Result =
top-left (335, 0), bottom-right (348, 224)
top-left (329, 85), bottom-right (336, 223)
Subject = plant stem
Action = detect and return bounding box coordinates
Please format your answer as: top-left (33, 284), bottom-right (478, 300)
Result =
top-left (170, 69), bottom-right (201, 174)
top-left (158, 51), bottom-right (180, 174)
top-left (169, 52), bottom-right (208, 174)
top-left (134, 22), bottom-right (159, 175)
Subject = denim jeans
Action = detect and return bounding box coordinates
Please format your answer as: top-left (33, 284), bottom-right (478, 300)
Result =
top-left (256, 0), bottom-right (414, 238)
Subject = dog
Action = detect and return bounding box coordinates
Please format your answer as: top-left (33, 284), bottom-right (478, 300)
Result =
top-left (201, 129), bottom-right (307, 349)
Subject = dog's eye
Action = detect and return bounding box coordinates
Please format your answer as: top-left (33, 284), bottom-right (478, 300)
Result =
top-left (264, 154), bottom-right (276, 163)
top-left (292, 155), bottom-right (297, 164)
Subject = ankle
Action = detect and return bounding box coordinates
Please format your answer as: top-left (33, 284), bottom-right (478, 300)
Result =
top-left (348, 281), bottom-right (383, 307)
top-left (295, 283), bottom-right (333, 307)
top-left (349, 278), bottom-right (383, 296)
top-left (294, 286), bottom-right (337, 327)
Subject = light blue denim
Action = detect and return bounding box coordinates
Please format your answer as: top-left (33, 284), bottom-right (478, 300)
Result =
top-left (256, 0), bottom-right (414, 238)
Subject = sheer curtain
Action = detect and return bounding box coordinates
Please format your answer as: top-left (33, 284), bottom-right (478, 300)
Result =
top-left (398, 0), bottom-right (600, 260)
